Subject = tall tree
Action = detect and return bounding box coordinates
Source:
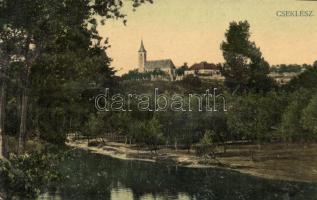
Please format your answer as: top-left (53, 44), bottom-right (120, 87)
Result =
top-left (0, 0), bottom-right (153, 152)
top-left (227, 92), bottom-right (287, 142)
top-left (280, 89), bottom-right (313, 142)
top-left (284, 67), bottom-right (317, 92)
top-left (1, 0), bottom-right (49, 153)
top-left (0, 38), bottom-right (9, 158)
top-left (221, 21), bottom-right (274, 93)
top-left (0, 25), bottom-right (23, 158)
top-left (301, 94), bottom-right (317, 139)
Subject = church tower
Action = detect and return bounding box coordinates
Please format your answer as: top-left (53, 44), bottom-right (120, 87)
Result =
top-left (138, 40), bottom-right (147, 72)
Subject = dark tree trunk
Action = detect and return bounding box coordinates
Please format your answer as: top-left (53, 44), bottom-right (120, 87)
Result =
top-left (0, 71), bottom-right (7, 158)
top-left (18, 64), bottom-right (30, 155)
top-left (18, 89), bottom-right (28, 154)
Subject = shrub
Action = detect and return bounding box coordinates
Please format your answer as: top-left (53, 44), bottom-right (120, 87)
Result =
top-left (0, 152), bottom-right (62, 199)
top-left (195, 130), bottom-right (215, 157)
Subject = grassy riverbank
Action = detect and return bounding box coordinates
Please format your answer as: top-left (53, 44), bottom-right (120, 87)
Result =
top-left (67, 139), bottom-right (317, 183)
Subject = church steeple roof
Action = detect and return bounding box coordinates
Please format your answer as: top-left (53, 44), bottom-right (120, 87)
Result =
top-left (139, 40), bottom-right (146, 52)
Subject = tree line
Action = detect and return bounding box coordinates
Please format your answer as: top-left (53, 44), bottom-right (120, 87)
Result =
top-left (0, 0), bottom-right (153, 157)
top-left (83, 21), bottom-right (317, 152)
top-left (0, 3), bottom-right (316, 158)
top-left (0, 1), bottom-right (316, 197)
top-left (0, 0), bottom-right (152, 198)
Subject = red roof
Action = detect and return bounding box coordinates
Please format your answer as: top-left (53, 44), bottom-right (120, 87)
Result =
top-left (189, 62), bottom-right (221, 70)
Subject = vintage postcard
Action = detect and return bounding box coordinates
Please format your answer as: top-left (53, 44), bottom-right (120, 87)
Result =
top-left (0, 0), bottom-right (317, 199)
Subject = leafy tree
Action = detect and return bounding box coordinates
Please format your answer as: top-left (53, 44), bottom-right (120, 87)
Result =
top-left (122, 69), bottom-right (168, 81)
top-left (203, 111), bottom-right (229, 152)
top-left (200, 130), bottom-right (214, 145)
top-left (182, 112), bottom-right (196, 152)
top-left (221, 21), bottom-right (275, 93)
top-left (0, 0), bottom-right (153, 151)
top-left (122, 69), bottom-right (149, 80)
top-left (0, 152), bottom-right (62, 199)
top-left (144, 118), bottom-right (163, 152)
top-left (128, 120), bottom-right (146, 145)
top-left (285, 67), bottom-right (317, 92)
top-left (0, 28), bottom-right (14, 158)
top-left (280, 89), bottom-right (313, 142)
top-left (0, 14), bottom-right (30, 157)
top-left (181, 74), bottom-right (202, 90)
top-left (301, 94), bottom-right (317, 139)
top-left (155, 110), bottom-right (178, 147)
top-left (111, 112), bottom-right (133, 142)
top-left (227, 92), bottom-right (287, 142)
top-left (195, 130), bottom-right (214, 157)
top-left (175, 63), bottom-right (189, 76)
top-left (84, 114), bottom-right (103, 143)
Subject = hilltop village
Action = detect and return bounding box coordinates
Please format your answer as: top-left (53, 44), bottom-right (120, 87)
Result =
top-left (122, 40), bottom-right (309, 84)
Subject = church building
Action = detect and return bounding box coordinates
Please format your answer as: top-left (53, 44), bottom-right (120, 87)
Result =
top-left (138, 40), bottom-right (176, 80)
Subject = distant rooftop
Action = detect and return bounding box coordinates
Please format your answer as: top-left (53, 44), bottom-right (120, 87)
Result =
top-left (145, 59), bottom-right (175, 70)
top-left (189, 62), bottom-right (221, 71)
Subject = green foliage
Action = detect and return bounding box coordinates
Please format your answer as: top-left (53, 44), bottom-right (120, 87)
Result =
top-left (271, 64), bottom-right (309, 74)
top-left (0, 152), bottom-right (62, 199)
top-left (280, 89), bottom-right (314, 141)
top-left (284, 67), bottom-right (317, 92)
top-left (175, 63), bottom-right (189, 76)
top-left (301, 94), bottom-right (317, 138)
top-left (227, 92), bottom-right (288, 142)
top-left (59, 76), bottom-right (317, 150)
top-left (181, 75), bottom-right (202, 90)
top-left (122, 69), bottom-right (149, 80)
top-left (122, 69), bottom-right (168, 81)
top-left (84, 114), bottom-right (104, 140)
top-left (128, 120), bottom-right (146, 144)
top-left (143, 118), bottom-right (163, 149)
top-left (126, 117), bottom-right (163, 149)
top-left (313, 60), bottom-right (317, 69)
top-left (221, 21), bottom-right (275, 93)
top-left (200, 130), bottom-right (214, 145)
top-left (195, 130), bottom-right (214, 156)
top-left (0, 0), bottom-right (141, 144)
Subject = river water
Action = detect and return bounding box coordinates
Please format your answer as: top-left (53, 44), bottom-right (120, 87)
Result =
top-left (38, 150), bottom-right (317, 200)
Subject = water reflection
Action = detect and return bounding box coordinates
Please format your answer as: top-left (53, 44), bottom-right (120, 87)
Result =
top-left (39, 150), bottom-right (317, 200)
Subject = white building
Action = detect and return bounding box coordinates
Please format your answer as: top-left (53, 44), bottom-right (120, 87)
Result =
top-left (185, 61), bottom-right (224, 81)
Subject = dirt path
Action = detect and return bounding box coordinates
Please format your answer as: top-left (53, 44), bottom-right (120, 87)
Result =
top-left (66, 140), bottom-right (317, 183)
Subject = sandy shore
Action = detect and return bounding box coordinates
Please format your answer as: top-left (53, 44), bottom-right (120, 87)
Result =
top-left (66, 140), bottom-right (317, 183)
